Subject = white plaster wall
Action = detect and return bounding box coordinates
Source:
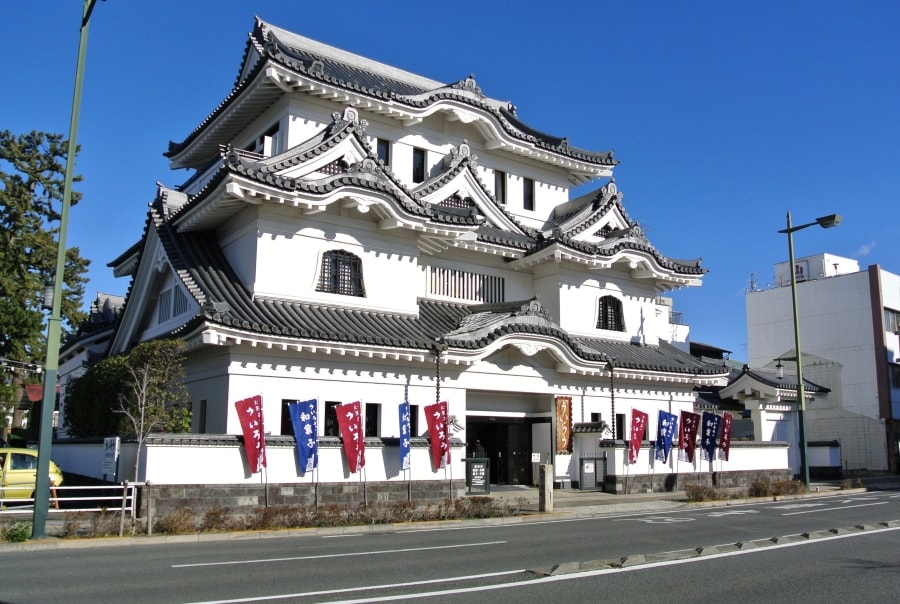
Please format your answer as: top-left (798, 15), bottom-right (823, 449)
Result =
top-left (54, 440), bottom-right (464, 484)
top-left (572, 436), bottom-right (789, 477)
top-left (246, 209), bottom-right (420, 314)
top-left (555, 267), bottom-right (660, 344)
top-left (220, 351), bottom-right (460, 437)
top-left (420, 252), bottom-right (534, 304)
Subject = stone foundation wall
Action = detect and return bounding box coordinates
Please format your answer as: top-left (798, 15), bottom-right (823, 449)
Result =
top-left (141, 480), bottom-right (466, 518)
top-left (598, 469), bottom-right (793, 494)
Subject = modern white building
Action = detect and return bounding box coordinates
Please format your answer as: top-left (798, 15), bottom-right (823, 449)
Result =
top-left (93, 18), bottom-right (736, 498)
top-left (746, 252), bottom-right (900, 474)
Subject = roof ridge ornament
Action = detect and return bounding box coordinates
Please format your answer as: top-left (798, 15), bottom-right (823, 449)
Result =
top-left (309, 59), bottom-right (325, 76)
top-left (443, 140), bottom-right (478, 169)
top-left (450, 74), bottom-right (484, 98)
top-left (347, 157), bottom-right (380, 175)
top-left (518, 298), bottom-right (553, 321)
top-left (331, 106), bottom-right (367, 132)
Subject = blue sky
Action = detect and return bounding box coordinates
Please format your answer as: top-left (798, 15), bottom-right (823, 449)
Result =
top-left (3, 1), bottom-right (898, 361)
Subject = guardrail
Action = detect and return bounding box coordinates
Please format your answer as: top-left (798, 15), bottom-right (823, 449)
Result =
top-left (0, 482), bottom-right (142, 536)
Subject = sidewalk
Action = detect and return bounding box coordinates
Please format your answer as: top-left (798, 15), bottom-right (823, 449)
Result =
top-left (3, 476), bottom-right (897, 551)
top-left (482, 474), bottom-right (900, 515)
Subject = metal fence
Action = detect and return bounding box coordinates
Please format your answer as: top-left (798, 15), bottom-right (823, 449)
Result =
top-left (0, 482), bottom-right (141, 536)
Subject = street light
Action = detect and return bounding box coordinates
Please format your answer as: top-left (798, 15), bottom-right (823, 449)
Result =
top-left (32, 0), bottom-right (101, 540)
top-left (777, 211), bottom-right (841, 491)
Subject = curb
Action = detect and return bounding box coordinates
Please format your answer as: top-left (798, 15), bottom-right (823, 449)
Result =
top-left (527, 520), bottom-right (900, 576)
top-left (0, 487), bottom-right (883, 552)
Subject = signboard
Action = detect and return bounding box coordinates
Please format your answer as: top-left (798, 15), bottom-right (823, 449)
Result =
top-left (531, 452), bottom-right (541, 463)
top-left (583, 462), bottom-right (595, 473)
top-left (465, 459), bottom-right (490, 494)
top-left (102, 436), bottom-right (120, 479)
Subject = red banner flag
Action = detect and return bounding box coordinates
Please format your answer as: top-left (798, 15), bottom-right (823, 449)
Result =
top-left (718, 412), bottom-right (733, 461)
top-left (424, 401), bottom-right (450, 469)
top-left (678, 410), bottom-right (701, 463)
top-left (628, 409), bottom-right (648, 464)
top-left (235, 395), bottom-right (267, 473)
top-left (336, 401), bottom-right (366, 473)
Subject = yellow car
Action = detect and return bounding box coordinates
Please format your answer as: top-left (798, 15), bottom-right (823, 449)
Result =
top-left (0, 447), bottom-right (64, 502)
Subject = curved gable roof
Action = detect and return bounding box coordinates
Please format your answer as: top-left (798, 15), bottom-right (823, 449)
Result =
top-left (166, 18), bottom-right (618, 175)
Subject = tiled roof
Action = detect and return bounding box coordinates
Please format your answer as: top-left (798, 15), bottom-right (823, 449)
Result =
top-left (150, 218), bottom-right (724, 376)
top-left (128, 207), bottom-right (724, 377)
top-left (166, 18), bottom-right (618, 169)
top-left (731, 365), bottom-right (830, 394)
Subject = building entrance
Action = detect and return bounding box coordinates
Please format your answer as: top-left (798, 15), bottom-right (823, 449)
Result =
top-left (466, 418), bottom-right (547, 485)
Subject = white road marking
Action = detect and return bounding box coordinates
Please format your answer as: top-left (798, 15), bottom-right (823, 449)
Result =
top-left (185, 525), bottom-right (900, 604)
top-left (183, 569), bottom-right (526, 604)
top-left (615, 516), bottom-right (695, 524)
top-left (781, 501), bottom-right (888, 515)
top-left (171, 540), bottom-right (507, 568)
top-left (771, 503), bottom-right (825, 509)
top-left (707, 510), bottom-right (760, 517)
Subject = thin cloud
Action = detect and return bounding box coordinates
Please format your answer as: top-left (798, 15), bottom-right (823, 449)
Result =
top-left (854, 241), bottom-right (876, 257)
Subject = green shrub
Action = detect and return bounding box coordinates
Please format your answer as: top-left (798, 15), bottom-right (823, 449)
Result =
top-left (2, 520), bottom-right (32, 542)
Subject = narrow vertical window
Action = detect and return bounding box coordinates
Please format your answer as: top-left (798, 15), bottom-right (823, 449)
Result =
top-left (409, 404), bottom-right (419, 436)
top-left (597, 295), bottom-right (625, 332)
top-left (198, 400), bottom-right (207, 433)
top-left (412, 147), bottom-right (426, 183)
top-left (494, 169), bottom-right (506, 205)
top-left (324, 401), bottom-right (341, 437)
top-left (364, 403), bottom-right (380, 437)
top-left (376, 138), bottom-right (391, 165)
top-left (523, 177), bottom-right (535, 211)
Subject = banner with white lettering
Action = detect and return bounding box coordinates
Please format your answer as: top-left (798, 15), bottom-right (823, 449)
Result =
top-left (678, 410), bottom-right (701, 463)
top-left (717, 411), bottom-right (733, 461)
top-left (235, 395), bottom-right (267, 474)
top-left (288, 399), bottom-right (318, 473)
top-left (628, 409), bottom-right (648, 464)
top-left (425, 401), bottom-right (450, 469)
top-left (655, 410), bottom-right (678, 463)
top-left (399, 401), bottom-right (411, 471)
top-left (336, 401), bottom-right (365, 473)
top-left (700, 411), bottom-right (723, 462)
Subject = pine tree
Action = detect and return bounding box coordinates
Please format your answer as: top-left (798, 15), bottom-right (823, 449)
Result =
top-left (0, 130), bottom-right (90, 362)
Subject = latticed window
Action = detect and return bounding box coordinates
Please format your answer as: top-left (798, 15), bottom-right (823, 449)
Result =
top-left (597, 295), bottom-right (625, 331)
top-left (157, 289), bottom-right (173, 323)
top-left (437, 193), bottom-right (474, 210)
top-left (428, 266), bottom-right (504, 303)
top-left (317, 250), bottom-right (366, 297)
top-left (319, 159), bottom-right (344, 175)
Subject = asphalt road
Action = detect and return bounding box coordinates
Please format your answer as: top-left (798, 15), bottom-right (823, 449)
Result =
top-left (1, 489), bottom-right (898, 603)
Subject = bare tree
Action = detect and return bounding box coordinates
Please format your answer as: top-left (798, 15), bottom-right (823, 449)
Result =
top-left (115, 339), bottom-right (190, 480)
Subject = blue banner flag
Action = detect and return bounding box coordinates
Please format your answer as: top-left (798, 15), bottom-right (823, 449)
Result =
top-left (655, 410), bottom-right (678, 463)
top-left (399, 401), bottom-right (411, 471)
top-left (288, 399), bottom-right (318, 473)
top-left (700, 411), bottom-right (722, 462)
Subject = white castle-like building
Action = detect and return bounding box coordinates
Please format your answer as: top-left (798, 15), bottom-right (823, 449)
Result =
top-left (80, 18), bottom-right (749, 501)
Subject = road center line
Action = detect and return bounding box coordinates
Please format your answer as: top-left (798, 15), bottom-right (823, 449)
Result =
top-left (184, 569), bottom-right (525, 604)
top-left (781, 501), bottom-right (888, 515)
top-left (170, 540), bottom-right (507, 568)
top-left (185, 526), bottom-right (900, 604)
